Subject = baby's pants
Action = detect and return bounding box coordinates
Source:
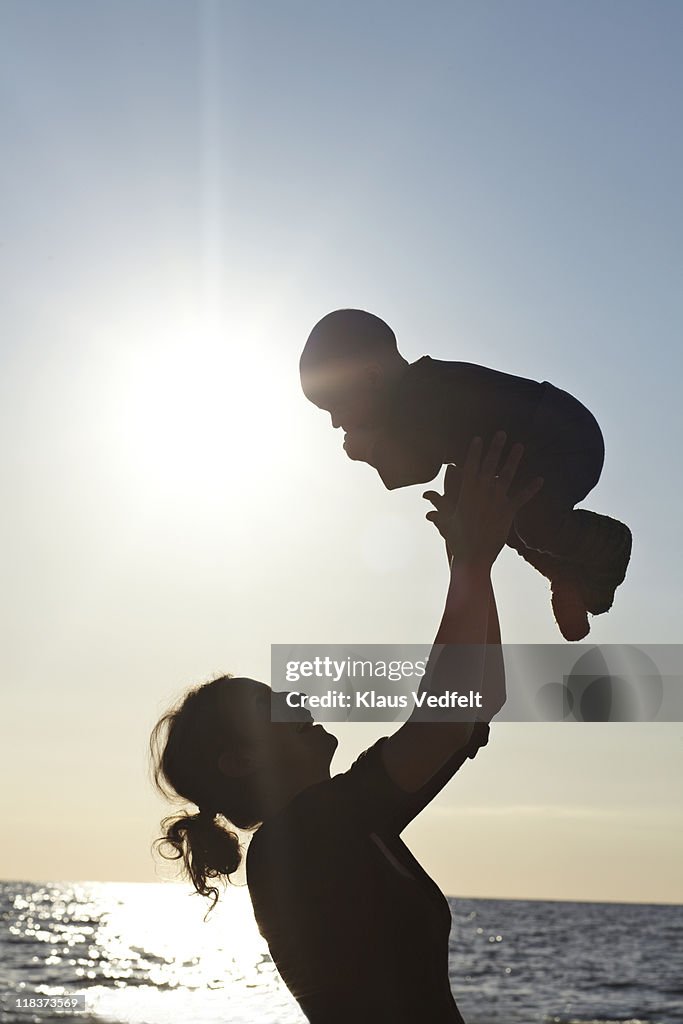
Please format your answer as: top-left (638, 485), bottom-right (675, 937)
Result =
top-left (508, 383), bottom-right (606, 563)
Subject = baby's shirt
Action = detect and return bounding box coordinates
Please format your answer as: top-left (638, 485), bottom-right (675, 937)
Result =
top-left (371, 356), bottom-right (547, 490)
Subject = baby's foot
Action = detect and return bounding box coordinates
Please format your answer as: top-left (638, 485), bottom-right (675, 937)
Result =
top-left (581, 521), bottom-right (633, 615)
top-left (551, 575), bottom-right (590, 642)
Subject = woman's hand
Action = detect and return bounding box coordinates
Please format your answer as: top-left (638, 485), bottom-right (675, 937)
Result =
top-left (423, 432), bottom-right (543, 569)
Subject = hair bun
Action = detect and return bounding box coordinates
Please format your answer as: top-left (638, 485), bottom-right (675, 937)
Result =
top-left (155, 811), bottom-right (242, 911)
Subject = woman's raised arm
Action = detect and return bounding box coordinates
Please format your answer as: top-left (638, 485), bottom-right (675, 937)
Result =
top-left (381, 432), bottom-right (543, 793)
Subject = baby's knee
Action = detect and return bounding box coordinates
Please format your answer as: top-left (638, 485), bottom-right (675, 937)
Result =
top-left (513, 500), bottom-right (566, 551)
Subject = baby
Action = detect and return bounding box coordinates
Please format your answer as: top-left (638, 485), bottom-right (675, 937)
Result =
top-left (300, 308), bottom-right (632, 641)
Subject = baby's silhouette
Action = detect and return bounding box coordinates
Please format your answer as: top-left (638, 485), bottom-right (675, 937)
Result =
top-left (301, 309), bottom-right (632, 641)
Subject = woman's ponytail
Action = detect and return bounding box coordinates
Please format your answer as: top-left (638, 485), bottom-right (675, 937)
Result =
top-left (155, 808), bottom-right (242, 914)
top-left (150, 677), bottom-right (263, 916)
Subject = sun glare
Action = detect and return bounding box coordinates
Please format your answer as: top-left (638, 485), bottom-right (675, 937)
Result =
top-left (104, 314), bottom-right (297, 511)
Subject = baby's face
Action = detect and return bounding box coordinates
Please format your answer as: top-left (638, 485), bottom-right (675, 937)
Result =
top-left (323, 390), bottom-right (379, 431)
top-left (311, 381), bottom-right (384, 467)
top-left (302, 358), bottom-right (391, 466)
top-left (307, 369), bottom-right (385, 432)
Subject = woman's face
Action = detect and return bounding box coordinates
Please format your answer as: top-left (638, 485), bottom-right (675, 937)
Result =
top-left (218, 679), bottom-right (338, 780)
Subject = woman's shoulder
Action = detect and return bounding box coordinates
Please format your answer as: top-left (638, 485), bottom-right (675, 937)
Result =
top-left (246, 752), bottom-right (385, 897)
top-left (249, 739), bottom-right (390, 850)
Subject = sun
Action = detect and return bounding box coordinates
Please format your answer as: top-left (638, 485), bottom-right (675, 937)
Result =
top-left (103, 311), bottom-right (298, 511)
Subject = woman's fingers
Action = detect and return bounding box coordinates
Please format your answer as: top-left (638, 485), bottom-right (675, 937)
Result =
top-left (480, 431), bottom-right (507, 481)
top-left (513, 475), bottom-right (544, 510)
top-left (426, 438), bottom-right (540, 560)
top-left (444, 464), bottom-right (462, 489)
top-left (443, 464), bottom-right (463, 503)
top-left (497, 441), bottom-right (525, 491)
top-left (462, 435), bottom-right (483, 477)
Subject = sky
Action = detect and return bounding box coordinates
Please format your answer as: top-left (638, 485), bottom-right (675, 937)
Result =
top-left (1, 0), bottom-right (681, 904)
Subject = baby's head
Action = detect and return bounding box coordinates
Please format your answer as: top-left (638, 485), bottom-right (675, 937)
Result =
top-left (300, 309), bottom-right (408, 431)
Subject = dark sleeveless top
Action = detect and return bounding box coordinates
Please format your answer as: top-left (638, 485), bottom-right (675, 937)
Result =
top-left (246, 723), bottom-right (490, 1023)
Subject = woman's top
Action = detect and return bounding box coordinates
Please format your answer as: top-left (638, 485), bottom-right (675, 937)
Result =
top-left (246, 722), bottom-right (490, 1024)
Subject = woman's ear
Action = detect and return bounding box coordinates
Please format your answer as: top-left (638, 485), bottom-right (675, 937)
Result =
top-left (218, 748), bottom-right (257, 779)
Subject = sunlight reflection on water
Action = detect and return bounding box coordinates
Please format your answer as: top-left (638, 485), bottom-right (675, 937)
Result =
top-left (3, 881), bottom-right (305, 1024)
top-left (3, 881), bottom-right (682, 1024)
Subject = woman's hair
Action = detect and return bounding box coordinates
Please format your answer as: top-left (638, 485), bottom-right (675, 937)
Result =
top-left (149, 675), bottom-right (264, 914)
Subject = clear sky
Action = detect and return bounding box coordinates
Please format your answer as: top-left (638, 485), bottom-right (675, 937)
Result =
top-left (1, 0), bottom-right (681, 903)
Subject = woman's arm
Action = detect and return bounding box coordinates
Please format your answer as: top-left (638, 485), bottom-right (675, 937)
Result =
top-left (381, 433), bottom-right (542, 793)
top-left (437, 463), bottom-right (506, 720)
top-left (482, 577), bottom-right (506, 721)
top-left (439, 463), bottom-right (506, 719)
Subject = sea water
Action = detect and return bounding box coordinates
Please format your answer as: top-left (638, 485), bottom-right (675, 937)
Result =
top-left (1, 881), bottom-right (681, 1024)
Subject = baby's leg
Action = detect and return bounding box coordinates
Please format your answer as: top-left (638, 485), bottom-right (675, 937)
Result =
top-left (512, 437), bottom-right (627, 559)
top-left (509, 409), bottom-right (630, 630)
top-left (507, 523), bottom-right (591, 640)
top-left (512, 384), bottom-right (616, 564)
top-left (512, 476), bottom-right (632, 618)
top-left (512, 487), bottom-right (597, 560)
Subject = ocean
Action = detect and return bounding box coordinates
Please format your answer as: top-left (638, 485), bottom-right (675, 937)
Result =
top-left (1, 881), bottom-right (681, 1024)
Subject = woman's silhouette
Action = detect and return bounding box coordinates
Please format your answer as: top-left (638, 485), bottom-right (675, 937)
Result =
top-left (150, 433), bottom-right (542, 1023)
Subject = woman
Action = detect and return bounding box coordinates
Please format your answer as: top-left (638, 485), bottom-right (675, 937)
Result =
top-left (150, 433), bottom-right (542, 1023)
